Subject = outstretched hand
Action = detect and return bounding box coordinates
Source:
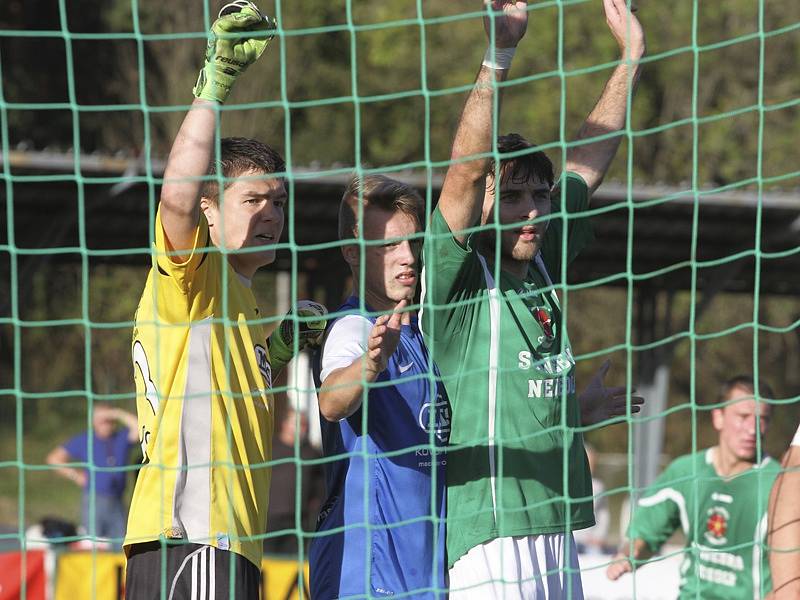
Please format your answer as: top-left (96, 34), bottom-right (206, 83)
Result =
top-left (606, 553), bottom-right (634, 580)
top-left (483, 1), bottom-right (529, 48)
top-left (603, 0), bottom-right (645, 60)
top-left (579, 360), bottom-right (644, 426)
top-left (193, 1), bottom-right (277, 103)
top-left (366, 300), bottom-right (410, 375)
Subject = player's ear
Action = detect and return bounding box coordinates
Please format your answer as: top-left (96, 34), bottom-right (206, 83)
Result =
top-left (711, 407), bottom-right (724, 432)
top-left (341, 242), bottom-right (359, 268)
top-left (200, 197), bottom-right (217, 227)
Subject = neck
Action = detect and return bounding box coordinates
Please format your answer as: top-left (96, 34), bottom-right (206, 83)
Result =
top-left (351, 283), bottom-right (395, 313)
top-left (482, 247), bottom-right (529, 280)
top-left (712, 446), bottom-right (757, 478)
top-left (228, 256), bottom-right (256, 281)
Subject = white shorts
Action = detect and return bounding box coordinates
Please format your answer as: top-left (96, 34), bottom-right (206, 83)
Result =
top-left (448, 533), bottom-right (584, 600)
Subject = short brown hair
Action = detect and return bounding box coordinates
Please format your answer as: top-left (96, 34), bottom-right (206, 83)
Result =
top-left (338, 174), bottom-right (424, 240)
top-left (718, 375), bottom-right (775, 404)
top-left (487, 133), bottom-right (555, 193)
top-left (201, 137), bottom-right (286, 204)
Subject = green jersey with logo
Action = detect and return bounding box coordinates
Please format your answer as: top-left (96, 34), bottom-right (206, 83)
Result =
top-left (628, 449), bottom-right (780, 599)
top-left (421, 173), bottom-right (595, 568)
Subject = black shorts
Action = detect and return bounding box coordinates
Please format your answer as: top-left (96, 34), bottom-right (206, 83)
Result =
top-left (125, 541), bottom-right (261, 600)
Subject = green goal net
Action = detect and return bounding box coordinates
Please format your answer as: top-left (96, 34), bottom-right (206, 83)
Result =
top-left (1, 0), bottom-right (799, 598)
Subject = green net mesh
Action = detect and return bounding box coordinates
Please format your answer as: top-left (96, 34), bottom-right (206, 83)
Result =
top-left (1, 0), bottom-right (799, 598)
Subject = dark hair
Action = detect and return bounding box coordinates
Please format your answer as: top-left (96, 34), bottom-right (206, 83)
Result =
top-left (718, 375), bottom-right (775, 405)
top-left (201, 137), bottom-right (286, 204)
top-left (487, 133), bottom-right (555, 193)
top-left (338, 174), bottom-right (424, 240)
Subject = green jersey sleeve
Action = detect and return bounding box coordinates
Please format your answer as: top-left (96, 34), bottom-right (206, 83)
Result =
top-left (421, 206), bottom-right (486, 340)
top-left (538, 172), bottom-right (594, 282)
top-left (627, 459), bottom-right (686, 554)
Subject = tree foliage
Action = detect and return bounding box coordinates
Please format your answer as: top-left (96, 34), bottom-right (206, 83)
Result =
top-left (0, 0), bottom-right (797, 187)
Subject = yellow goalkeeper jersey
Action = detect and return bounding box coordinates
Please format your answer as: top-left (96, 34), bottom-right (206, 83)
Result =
top-left (124, 207), bottom-right (274, 568)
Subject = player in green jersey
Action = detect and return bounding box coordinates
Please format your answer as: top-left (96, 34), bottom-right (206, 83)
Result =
top-left (421, 0), bottom-right (645, 596)
top-left (607, 376), bottom-right (779, 599)
top-left (767, 422), bottom-right (800, 599)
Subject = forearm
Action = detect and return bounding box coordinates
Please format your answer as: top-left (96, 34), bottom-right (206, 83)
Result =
top-left (318, 358), bottom-right (380, 422)
top-left (114, 409), bottom-right (141, 443)
top-left (768, 448), bottom-right (800, 597)
top-left (56, 466), bottom-right (85, 487)
top-left (159, 99), bottom-right (218, 252)
top-left (565, 54), bottom-right (643, 194)
top-left (438, 65), bottom-right (508, 242)
top-left (625, 537), bottom-right (655, 562)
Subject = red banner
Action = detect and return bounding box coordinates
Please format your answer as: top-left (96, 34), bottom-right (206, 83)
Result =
top-left (0, 550), bottom-right (46, 600)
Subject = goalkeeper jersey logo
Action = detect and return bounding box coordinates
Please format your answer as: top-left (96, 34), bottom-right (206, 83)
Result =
top-left (704, 506), bottom-right (729, 545)
top-left (254, 344), bottom-right (272, 388)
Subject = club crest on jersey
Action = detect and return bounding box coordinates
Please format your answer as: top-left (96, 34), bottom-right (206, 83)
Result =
top-left (532, 306), bottom-right (555, 349)
top-left (704, 506), bottom-right (729, 545)
top-left (417, 394), bottom-right (451, 443)
top-left (254, 344), bottom-right (272, 388)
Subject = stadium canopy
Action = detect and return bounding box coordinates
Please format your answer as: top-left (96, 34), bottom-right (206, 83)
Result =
top-left (4, 150), bottom-right (799, 302)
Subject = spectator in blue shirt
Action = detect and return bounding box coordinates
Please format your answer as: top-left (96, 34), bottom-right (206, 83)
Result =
top-left (46, 402), bottom-right (138, 545)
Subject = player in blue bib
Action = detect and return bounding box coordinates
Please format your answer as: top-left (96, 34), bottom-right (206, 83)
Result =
top-left (310, 176), bottom-right (449, 599)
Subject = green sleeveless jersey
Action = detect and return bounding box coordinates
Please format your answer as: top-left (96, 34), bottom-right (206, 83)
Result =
top-left (628, 449), bottom-right (780, 599)
top-left (421, 173), bottom-right (595, 568)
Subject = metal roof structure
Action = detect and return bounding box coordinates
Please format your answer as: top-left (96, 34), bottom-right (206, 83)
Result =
top-left (3, 150), bottom-right (799, 304)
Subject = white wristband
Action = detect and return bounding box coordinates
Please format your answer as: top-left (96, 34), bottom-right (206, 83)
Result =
top-left (482, 46), bottom-right (516, 70)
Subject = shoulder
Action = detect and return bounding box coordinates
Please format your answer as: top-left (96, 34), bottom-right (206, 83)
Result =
top-left (325, 314), bottom-right (373, 345)
top-left (552, 172), bottom-right (590, 210)
top-left (761, 455), bottom-right (782, 473)
top-left (658, 452), bottom-right (704, 480)
top-left (113, 428), bottom-right (134, 447)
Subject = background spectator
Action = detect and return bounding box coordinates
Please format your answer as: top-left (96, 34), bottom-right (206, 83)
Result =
top-left (46, 402), bottom-right (138, 546)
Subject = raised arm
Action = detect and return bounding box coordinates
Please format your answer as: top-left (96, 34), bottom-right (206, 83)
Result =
top-left (111, 407), bottom-right (141, 444)
top-left (437, 1), bottom-right (528, 244)
top-left (564, 0), bottom-right (645, 194)
top-left (159, 2), bottom-right (275, 257)
top-left (767, 444), bottom-right (800, 599)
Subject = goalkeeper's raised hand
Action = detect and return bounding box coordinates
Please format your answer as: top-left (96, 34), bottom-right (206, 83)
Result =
top-left (268, 300), bottom-right (329, 373)
top-left (193, 1), bottom-right (276, 104)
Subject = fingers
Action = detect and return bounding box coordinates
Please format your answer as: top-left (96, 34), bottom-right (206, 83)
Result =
top-left (387, 299), bottom-right (408, 330)
top-left (606, 555), bottom-right (633, 581)
top-left (605, 385), bottom-right (626, 397)
top-left (602, 0), bottom-right (620, 21)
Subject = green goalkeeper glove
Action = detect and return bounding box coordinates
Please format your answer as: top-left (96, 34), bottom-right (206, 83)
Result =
top-left (268, 300), bottom-right (329, 372)
top-left (193, 1), bottom-right (276, 104)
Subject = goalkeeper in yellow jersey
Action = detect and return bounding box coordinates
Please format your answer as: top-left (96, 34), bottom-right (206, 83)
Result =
top-left (123, 3), bottom-right (326, 598)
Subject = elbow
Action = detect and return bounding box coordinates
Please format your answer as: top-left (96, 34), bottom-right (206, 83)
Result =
top-left (318, 393), bottom-right (348, 423)
top-left (448, 151), bottom-right (490, 185)
top-left (159, 187), bottom-right (201, 219)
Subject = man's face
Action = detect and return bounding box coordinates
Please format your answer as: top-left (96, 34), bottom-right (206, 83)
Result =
top-left (92, 406), bottom-right (115, 439)
top-left (480, 172), bottom-right (551, 263)
top-left (202, 170), bottom-right (286, 277)
top-left (712, 386), bottom-right (771, 463)
top-left (350, 208), bottom-right (420, 311)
